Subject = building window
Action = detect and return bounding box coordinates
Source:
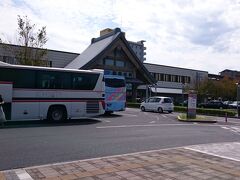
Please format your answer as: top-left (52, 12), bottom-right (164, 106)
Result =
top-left (181, 76), bottom-right (185, 83)
top-left (167, 74), bottom-right (171, 82)
top-left (116, 60), bottom-right (125, 67)
top-left (174, 75), bottom-right (178, 82)
top-left (104, 59), bottom-right (114, 66)
top-left (160, 74), bottom-right (164, 81)
top-left (153, 73), bottom-right (157, 80)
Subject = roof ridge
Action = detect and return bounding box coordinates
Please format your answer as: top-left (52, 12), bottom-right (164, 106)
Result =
top-left (91, 28), bottom-right (121, 44)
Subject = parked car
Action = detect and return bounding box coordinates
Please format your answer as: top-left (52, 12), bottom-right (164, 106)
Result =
top-left (223, 101), bottom-right (233, 106)
top-left (198, 100), bottom-right (228, 109)
top-left (140, 96), bottom-right (174, 113)
top-left (228, 101), bottom-right (240, 109)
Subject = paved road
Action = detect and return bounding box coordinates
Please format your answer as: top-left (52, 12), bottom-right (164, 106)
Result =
top-left (0, 108), bottom-right (239, 170)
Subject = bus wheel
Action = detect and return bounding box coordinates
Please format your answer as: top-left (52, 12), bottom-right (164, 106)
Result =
top-left (48, 106), bottom-right (67, 121)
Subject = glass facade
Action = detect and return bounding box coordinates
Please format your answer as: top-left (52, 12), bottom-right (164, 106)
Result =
top-left (151, 72), bottom-right (191, 84)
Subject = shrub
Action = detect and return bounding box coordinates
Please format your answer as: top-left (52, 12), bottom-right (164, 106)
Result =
top-left (127, 102), bottom-right (140, 108)
top-left (174, 106), bottom-right (236, 117)
top-left (126, 104), bottom-right (237, 117)
top-left (174, 106), bottom-right (187, 113)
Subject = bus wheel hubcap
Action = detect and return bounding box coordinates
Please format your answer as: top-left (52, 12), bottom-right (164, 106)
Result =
top-left (53, 110), bottom-right (62, 120)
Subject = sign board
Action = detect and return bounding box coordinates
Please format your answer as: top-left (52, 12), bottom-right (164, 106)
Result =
top-left (187, 91), bottom-right (197, 119)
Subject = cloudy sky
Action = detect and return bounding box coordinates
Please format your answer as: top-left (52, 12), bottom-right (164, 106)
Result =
top-left (0, 0), bottom-right (240, 74)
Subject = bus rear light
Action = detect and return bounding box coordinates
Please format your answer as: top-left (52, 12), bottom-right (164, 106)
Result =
top-left (101, 100), bottom-right (105, 110)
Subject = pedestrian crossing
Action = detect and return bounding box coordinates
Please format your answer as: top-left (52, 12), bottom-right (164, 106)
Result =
top-left (221, 126), bottom-right (240, 134)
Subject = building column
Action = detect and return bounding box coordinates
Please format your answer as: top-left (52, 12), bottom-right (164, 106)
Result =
top-left (131, 84), bottom-right (138, 102)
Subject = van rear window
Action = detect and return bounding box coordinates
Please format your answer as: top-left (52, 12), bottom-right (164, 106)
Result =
top-left (164, 98), bottom-right (172, 103)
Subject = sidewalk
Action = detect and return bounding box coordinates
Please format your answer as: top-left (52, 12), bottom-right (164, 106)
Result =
top-left (1, 142), bottom-right (240, 180)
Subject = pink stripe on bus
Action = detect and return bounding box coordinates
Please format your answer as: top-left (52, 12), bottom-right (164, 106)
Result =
top-left (13, 100), bottom-right (103, 103)
top-left (0, 81), bottom-right (13, 84)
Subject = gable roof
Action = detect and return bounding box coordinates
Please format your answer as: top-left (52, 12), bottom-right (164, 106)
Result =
top-left (65, 30), bottom-right (120, 69)
top-left (65, 28), bottom-right (155, 84)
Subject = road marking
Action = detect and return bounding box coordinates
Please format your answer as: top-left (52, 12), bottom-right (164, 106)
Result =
top-left (15, 169), bottom-right (33, 180)
top-left (126, 108), bottom-right (140, 111)
top-left (221, 126), bottom-right (240, 135)
top-left (119, 113), bottom-right (138, 117)
top-left (149, 121), bottom-right (156, 124)
top-left (96, 123), bottom-right (201, 129)
top-left (185, 142), bottom-right (240, 162)
top-left (162, 115), bottom-right (167, 118)
top-left (96, 123), bottom-right (240, 129)
top-left (143, 112), bottom-right (149, 115)
top-left (155, 116), bottom-right (160, 121)
top-left (104, 120), bottom-right (111, 123)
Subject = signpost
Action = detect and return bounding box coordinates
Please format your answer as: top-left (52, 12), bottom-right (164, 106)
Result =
top-left (187, 91), bottom-right (197, 119)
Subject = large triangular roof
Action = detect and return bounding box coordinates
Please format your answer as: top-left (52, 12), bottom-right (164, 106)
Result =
top-left (65, 28), bottom-right (155, 84)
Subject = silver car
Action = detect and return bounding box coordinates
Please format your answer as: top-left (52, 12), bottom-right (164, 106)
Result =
top-left (140, 96), bottom-right (174, 113)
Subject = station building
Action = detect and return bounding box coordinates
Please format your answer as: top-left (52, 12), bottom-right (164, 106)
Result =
top-left (0, 28), bottom-right (208, 102)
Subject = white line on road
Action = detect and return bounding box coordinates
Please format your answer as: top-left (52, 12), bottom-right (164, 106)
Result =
top-left (118, 113), bottom-right (138, 117)
top-left (162, 115), bottom-right (167, 118)
top-left (185, 142), bottom-right (240, 162)
top-left (221, 126), bottom-right (230, 130)
top-left (97, 123), bottom-right (200, 129)
top-left (96, 123), bottom-right (240, 129)
top-left (103, 120), bottom-right (111, 123)
top-left (126, 108), bottom-right (140, 111)
top-left (149, 121), bottom-right (156, 124)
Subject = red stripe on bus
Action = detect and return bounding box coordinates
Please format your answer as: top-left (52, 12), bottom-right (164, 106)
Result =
top-left (0, 81), bottom-right (13, 84)
top-left (13, 88), bottom-right (104, 92)
top-left (13, 100), bottom-right (104, 103)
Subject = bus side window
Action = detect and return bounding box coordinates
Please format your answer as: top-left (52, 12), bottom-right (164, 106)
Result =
top-left (72, 76), bottom-right (83, 89)
top-left (42, 80), bottom-right (50, 89)
top-left (72, 73), bottom-right (99, 90)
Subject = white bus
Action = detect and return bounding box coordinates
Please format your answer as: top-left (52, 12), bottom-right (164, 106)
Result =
top-left (0, 62), bottom-right (105, 121)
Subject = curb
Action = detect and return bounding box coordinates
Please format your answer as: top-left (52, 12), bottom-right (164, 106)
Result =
top-left (177, 115), bottom-right (217, 123)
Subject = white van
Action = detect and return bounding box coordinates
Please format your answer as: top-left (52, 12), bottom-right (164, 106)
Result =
top-left (140, 96), bottom-right (174, 113)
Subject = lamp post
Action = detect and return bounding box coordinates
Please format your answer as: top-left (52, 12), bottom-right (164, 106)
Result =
top-left (237, 83), bottom-right (239, 118)
top-left (182, 83), bottom-right (185, 106)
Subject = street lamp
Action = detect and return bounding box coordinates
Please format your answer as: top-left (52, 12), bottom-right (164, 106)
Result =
top-left (182, 83), bottom-right (186, 106)
top-left (236, 83), bottom-right (239, 118)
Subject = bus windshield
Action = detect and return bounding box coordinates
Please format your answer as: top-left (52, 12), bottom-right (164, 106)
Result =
top-left (105, 78), bottom-right (125, 88)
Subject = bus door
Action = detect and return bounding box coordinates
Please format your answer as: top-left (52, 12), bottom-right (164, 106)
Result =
top-left (0, 81), bottom-right (13, 120)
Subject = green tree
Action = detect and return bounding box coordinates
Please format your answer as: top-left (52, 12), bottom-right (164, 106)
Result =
top-left (196, 77), bottom-right (237, 101)
top-left (0, 15), bottom-right (48, 66)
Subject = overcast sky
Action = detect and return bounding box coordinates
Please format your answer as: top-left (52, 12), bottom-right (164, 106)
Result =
top-left (0, 0), bottom-right (240, 74)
